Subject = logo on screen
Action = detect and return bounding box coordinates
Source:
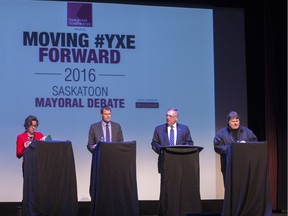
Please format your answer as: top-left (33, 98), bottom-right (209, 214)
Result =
top-left (67, 3), bottom-right (92, 27)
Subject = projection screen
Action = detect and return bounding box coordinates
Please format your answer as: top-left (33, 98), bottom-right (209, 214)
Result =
top-left (0, 0), bottom-right (247, 201)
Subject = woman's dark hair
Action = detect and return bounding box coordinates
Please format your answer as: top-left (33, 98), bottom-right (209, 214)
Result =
top-left (24, 115), bottom-right (39, 130)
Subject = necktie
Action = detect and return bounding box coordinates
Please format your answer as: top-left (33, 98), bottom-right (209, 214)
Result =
top-left (106, 124), bottom-right (110, 142)
top-left (169, 126), bottom-right (174, 145)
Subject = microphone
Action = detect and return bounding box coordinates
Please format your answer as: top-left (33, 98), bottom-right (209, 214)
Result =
top-left (28, 134), bottom-right (34, 141)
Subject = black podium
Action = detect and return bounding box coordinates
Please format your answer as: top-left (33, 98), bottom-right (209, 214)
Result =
top-left (223, 141), bottom-right (272, 216)
top-left (159, 146), bottom-right (203, 216)
top-left (89, 141), bottom-right (139, 216)
top-left (23, 140), bottom-right (78, 216)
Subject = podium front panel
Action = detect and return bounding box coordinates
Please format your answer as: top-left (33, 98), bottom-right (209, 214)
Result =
top-left (23, 141), bottom-right (78, 216)
top-left (159, 146), bottom-right (203, 216)
top-left (223, 141), bottom-right (272, 216)
top-left (90, 141), bottom-right (139, 216)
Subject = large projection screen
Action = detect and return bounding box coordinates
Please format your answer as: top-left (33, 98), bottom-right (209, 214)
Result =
top-left (0, 1), bottom-right (247, 201)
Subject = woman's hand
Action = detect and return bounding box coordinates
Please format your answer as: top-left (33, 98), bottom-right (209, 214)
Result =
top-left (40, 136), bottom-right (47, 141)
top-left (24, 141), bottom-right (31, 148)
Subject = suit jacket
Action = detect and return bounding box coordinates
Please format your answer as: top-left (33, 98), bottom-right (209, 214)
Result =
top-left (151, 123), bottom-right (194, 154)
top-left (16, 131), bottom-right (44, 158)
top-left (214, 125), bottom-right (258, 173)
top-left (87, 121), bottom-right (124, 153)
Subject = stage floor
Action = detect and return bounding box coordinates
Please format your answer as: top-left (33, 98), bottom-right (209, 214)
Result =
top-left (0, 200), bottom-right (286, 216)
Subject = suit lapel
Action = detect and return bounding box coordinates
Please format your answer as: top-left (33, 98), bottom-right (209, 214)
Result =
top-left (110, 122), bottom-right (114, 142)
top-left (163, 124), bottom-right (170, 146)
top-left (97, 122), bottom-right (104, 138)
top-left (175, 124), bottom-right (181, 145)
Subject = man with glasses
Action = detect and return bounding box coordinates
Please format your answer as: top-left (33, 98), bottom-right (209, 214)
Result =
top-left (151, 107), bottom-right (194, 154)
top-left (151, 108), bottom-right (196, 216)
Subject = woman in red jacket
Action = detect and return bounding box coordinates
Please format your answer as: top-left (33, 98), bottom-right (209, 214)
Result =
top-left (16, 115), bottom-right (44, 159)
top-left (16, 115), bottom-right (45, 214)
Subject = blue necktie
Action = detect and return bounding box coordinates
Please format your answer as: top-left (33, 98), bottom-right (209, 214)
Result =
top-left (169, 126), bottom-right (174, 145)
top-left (106, 124), bottom-right (110, 142)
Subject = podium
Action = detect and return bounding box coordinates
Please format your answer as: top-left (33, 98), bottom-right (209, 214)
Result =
top-left (90, 141), bottom-right (139, 216)
top-left (223, 141), bottom-right (272, 216)
top-left (23, 140), bottom-right (78, 216)
top-left (159, 146), bottom-right (203, 216)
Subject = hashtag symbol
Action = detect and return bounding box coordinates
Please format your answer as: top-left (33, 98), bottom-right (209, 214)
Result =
top-left (94, 34), bottom-right (105, 48)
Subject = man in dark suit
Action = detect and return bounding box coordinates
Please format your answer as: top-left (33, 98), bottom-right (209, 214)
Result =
top-left (151, 107), bottom-right (194, 154)
top-left (151, 108), bottom-right (197, 216)
top-left (88, 106), bottom-right (125, 215)
top-left (87, 106), bottom-right (124, 152)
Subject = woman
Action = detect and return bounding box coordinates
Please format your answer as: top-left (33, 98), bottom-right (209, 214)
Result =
top-left (16, 115), bottom-right (44, 158)
top-left (16, 115), bottom-right (45, 215)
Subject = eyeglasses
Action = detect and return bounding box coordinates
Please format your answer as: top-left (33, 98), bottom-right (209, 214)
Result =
top-left (166, 114), bottom-right (176, 118)
top-left (29, 124), bottom-right (38, 128)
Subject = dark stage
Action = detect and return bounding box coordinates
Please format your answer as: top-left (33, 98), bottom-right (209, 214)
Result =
top-left (0, 200), bottom-right (286, 216)
top-left (1, 200), bottom-right (221, 216)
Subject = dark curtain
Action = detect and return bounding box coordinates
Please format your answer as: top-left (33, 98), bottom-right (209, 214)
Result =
top-left (263, 0), bottom-right (287, 210)
top-left (244, 0), bottom-right (287, 210)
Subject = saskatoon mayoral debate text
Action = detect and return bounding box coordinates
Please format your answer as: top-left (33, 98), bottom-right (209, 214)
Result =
top-left (35, 97), bottom-right (125, 108)
top-left (35, 84), bottom-right (125, 108)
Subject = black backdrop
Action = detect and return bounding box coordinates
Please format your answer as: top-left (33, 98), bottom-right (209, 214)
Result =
top-left (47, 0), bottom-right (287, 211)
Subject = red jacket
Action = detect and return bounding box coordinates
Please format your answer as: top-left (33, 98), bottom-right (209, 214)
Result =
top-left (16, 131), bottom-right (44, 158)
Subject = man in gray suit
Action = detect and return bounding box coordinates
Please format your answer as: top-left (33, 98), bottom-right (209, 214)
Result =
top-left (151, 107), bottom-right (194, 154)
top-left (87, 106), bottom-right (124, 152)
